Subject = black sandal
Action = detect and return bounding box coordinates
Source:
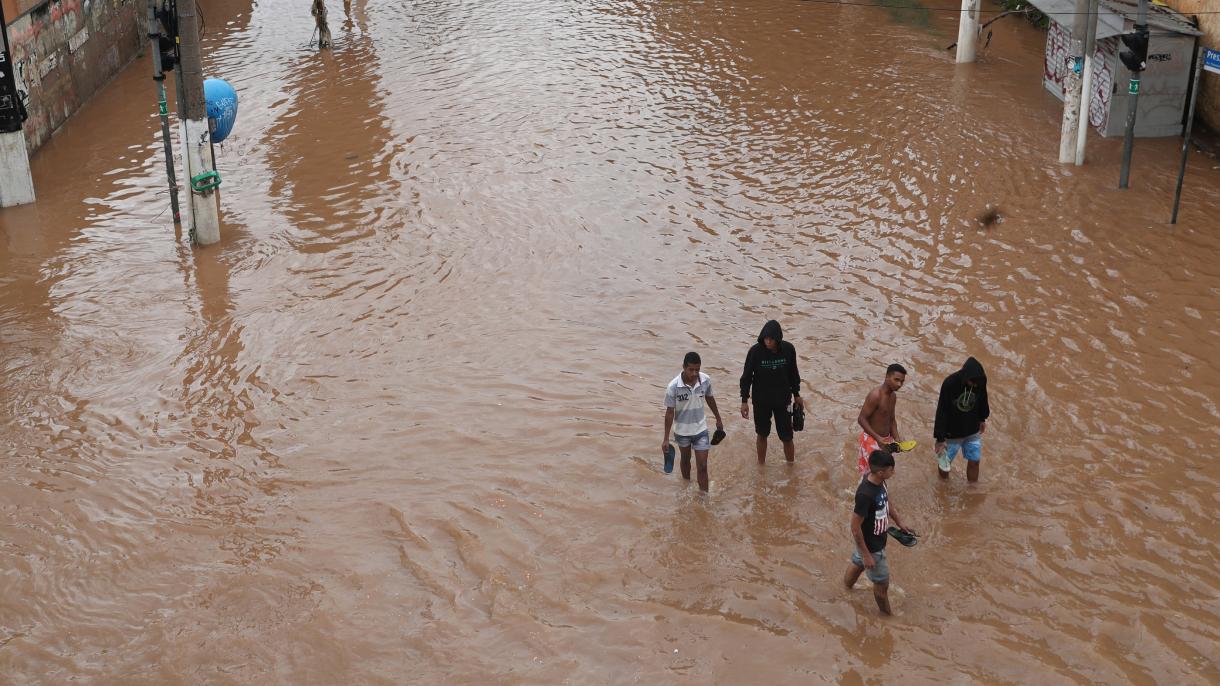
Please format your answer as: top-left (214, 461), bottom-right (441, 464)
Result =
top-left (887, 526), bottom-right (919, 547)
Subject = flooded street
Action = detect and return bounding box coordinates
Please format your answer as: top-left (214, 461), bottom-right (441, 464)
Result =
top-left (3, 0), bottom-right (1220, 682)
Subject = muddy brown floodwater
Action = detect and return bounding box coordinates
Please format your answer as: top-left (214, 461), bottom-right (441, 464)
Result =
top-left (3, 0), bottom-right (1220, 683)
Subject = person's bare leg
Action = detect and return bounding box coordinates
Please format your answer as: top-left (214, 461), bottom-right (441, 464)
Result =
top-left (679, 445), bottom-right (693, 481)
top-left (844, 564), bottom-right (864, 589)
top-left (756, 435), bottom-right (767, 464)
top-left (938, 464), bottom-right (950, 480)
top-left (695, 450), bottom-right (709, 491)
top-left (967, 460), bottom-right (980, 482)
top-left (873, 581), bottom-right (891, 615)
top-left (782, 440), bottom-right (795, 463)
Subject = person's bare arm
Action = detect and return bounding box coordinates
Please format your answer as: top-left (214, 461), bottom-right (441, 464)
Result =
top-left (706, 397), bottom-right (724, 429)
top-left (889, 503), bottom-right (916, 536)
top-left (850, 512), bottom-right (874, 568)
top-left (661, 407), bottom-right (674, 455)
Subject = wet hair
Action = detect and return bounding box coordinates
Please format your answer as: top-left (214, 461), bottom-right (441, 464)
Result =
top-left (683, 351), bottom-right (701, 367)
top-left (887, 363), bottom-right (907, 377)
top-left (868, 449), bottom-right (895, 470)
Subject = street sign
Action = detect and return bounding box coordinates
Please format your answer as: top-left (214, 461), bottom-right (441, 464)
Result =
top-left (1204, 48), bottom-right (1220, 76)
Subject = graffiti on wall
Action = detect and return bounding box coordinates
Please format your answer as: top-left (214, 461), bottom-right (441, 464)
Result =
top-left (0, 0), bottom-right (144, 151)
top-left (1044, 21), bottom-right (1070, 95)
top-left (1090, 39), bottom-right (1116, 131)
top-left (1045, 22), bottom-right (1116, 134)
top-left (4, 0), bottom-right (92, 146)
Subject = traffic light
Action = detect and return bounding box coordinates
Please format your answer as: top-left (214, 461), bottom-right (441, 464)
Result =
top-left (1119, 28), bottom-right (1149, 73)
top-left (158, 33), bottom-right (177, 72)
top-left (154, 0), bottom-right (178, 73)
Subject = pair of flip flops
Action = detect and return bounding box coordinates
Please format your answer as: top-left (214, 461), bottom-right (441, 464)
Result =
top-left (884, 439), bottom-right (918, 453)
top-left (663, 430), bottom-right (727, 473)
top-left (886, 526), bottom-right (919, 547)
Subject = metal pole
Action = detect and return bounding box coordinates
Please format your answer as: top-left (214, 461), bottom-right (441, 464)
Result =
top-left (1074, 0), bottom-right (1100, 165)
top-left (1118, 0), bottom-right (1149, 189)
top-left (1170, 45), bottom-right (1204, 225)
top-left (148, 0), bottom-right (181, 224)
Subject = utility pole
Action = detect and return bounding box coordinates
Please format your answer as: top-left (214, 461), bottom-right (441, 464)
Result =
top-left (1058, 0), bottom-right (1089, 163)
top-left (0, 1), bottom-right (35, 207)
top-left (1118, 0), bottom-right (1150, 189)
top-left (175, 0), bottom-right (221, 244)
top-left (956, 0), bottom-right (980, 63)
top-left (148, 0), bottom-right (181, 224)
top-left (1074, 0), bottom-right (1100, 165)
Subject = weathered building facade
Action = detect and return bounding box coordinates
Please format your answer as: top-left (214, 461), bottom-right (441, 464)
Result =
top-left (1168, 0), bottom-right (1220, 132)
top-left (2, 0), bottom-right (146, 152)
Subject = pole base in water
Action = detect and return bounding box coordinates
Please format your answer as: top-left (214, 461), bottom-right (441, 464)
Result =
top-left (0, 131), bottom-right (35, 207)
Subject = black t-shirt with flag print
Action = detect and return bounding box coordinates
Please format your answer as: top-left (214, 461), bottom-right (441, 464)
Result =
top-left (853, 479), bottom-right (889, 553)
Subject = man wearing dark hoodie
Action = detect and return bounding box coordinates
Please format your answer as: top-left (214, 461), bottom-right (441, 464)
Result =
top-left (933, 357), bottom-right (990, 482)
top-left (739, 320), bottom-right (804, 464)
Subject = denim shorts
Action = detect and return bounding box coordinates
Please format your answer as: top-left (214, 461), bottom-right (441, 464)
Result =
top-left (674, 430), bottom-right (711, 451)
top-left (850, 549), bottom-right (890, 584)
top-left (944, 434), bottom-right (983, 463)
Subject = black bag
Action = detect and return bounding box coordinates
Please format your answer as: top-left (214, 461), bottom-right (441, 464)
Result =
top-left (791, 403), bottom-right (805, 432)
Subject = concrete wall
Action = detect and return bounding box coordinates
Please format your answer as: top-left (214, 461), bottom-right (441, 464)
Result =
top-left (3, 0), bottom-right (146, 152)
top-left (1168, 0), bottom-right (1220, 131)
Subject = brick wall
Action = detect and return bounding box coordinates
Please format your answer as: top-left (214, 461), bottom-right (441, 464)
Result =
top-left (3, 0), bottom-right (146, 152)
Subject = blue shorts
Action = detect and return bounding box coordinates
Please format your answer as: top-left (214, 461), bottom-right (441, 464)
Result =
top-left (944, 434), bottom-right (982, 463)
top-left (674, 430), bottom-right (711, 452)
top-left (850, 549), bottom-right (889, 584)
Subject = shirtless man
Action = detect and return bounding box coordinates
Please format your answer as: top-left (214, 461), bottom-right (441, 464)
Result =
top-left (855, 364), bottom-right (906, 475)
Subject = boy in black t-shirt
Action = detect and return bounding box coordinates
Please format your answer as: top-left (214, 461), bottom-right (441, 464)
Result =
top-left (843, 450), bottom-right (917, 615)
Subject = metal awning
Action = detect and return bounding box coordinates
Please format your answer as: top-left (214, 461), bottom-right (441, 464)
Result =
top-left (1023, 0), bottom-right (1202, 39)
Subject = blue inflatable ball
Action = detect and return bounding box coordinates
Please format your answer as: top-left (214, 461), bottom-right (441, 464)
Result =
top-left (203, 78), bottom-right (238, 143)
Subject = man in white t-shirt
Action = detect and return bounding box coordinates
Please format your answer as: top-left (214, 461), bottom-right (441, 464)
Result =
top-left (662, 352), bottom-right (724, 491)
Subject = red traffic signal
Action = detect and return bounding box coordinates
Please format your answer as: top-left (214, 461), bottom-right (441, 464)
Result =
top-left (1119, 29), bottom-right (1149, 73)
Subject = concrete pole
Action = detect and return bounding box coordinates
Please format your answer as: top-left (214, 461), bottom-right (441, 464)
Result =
top-left (1074, 0), bottom-right (1100, 165)
top-left (956, 0), bottom-right (980, 64)
top-left (0, 0), bottom-right (35, 207)
top-left (1058, 0), bottom-right (1089, 163)
top-left (175, 0), bottom-right (221, 245)
top-left (0, 131), bottom-right (35, 207)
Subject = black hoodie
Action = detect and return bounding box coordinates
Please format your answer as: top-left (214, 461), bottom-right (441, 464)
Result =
top-left (933, 357), bottom-right (990, 441)
top-left (739, 320), bottom-right (801, 406)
